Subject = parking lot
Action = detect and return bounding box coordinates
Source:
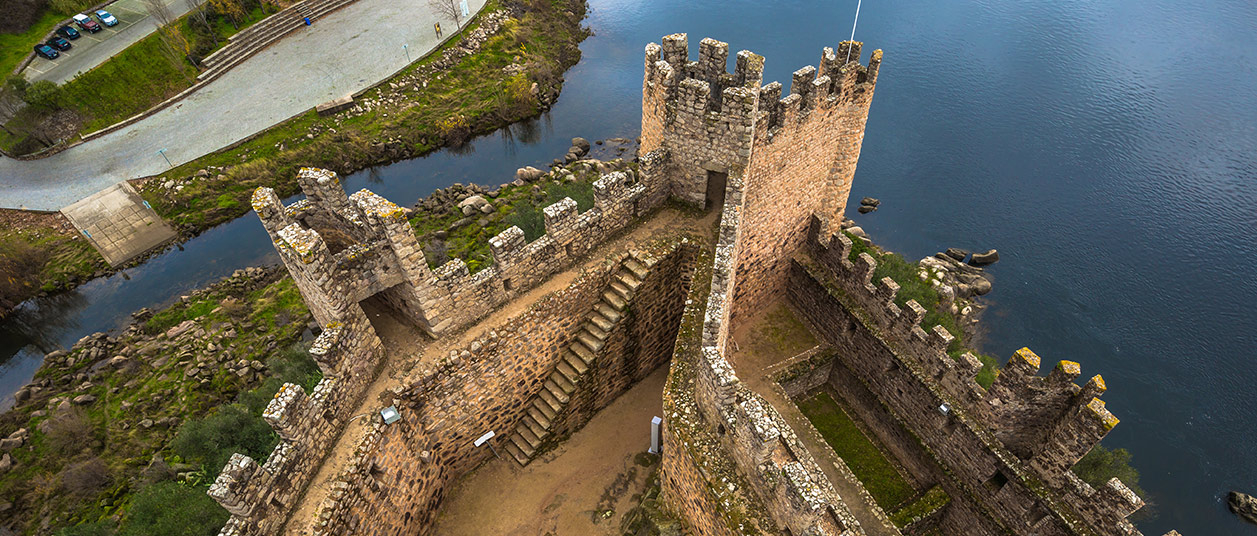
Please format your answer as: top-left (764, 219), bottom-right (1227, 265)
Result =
top-left (22, 0), bottom-right (204, 85)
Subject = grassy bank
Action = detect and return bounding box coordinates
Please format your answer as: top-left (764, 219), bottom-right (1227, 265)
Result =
top-left (0, 0), bottom-right (99, 77)
top-left (797, 391), bottom-right (916, 509)
top-left (0, 0), bottom-right (590, 318)
top-left (0, 268), bottom-right (317, 535)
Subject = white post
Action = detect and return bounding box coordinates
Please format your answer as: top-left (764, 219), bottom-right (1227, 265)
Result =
top-left (649, 416), bottom-right (662, 454)
top-left (846, 0), bottom-right (863, 63)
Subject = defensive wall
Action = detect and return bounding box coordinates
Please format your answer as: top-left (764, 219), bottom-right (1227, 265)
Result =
top-left (206, 31), bottom-right (1181, 536)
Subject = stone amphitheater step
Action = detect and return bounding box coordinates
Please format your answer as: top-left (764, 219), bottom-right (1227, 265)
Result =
top-left (531, 397), bottom-right (557, 421)
top-left (569, 342), bottom-right (595, 364)
top-left (517, 424), bottom-right (542, 448)
top-left (527, 405), bottom-right (552, 429)
top-left (509, 432), bottom-right (536, 457)
top-left (563, 350), bottom-right (590, 375)
top-left (623, 259), bottom-right (649, 279)
top-left (538, 382), bottom-right (564, 407)
top-left (520, 413), bottom-right (546, 438)
top-left (589, 313), bottom-right (614, 333)
top-left (543, 379), bottom-right (570, 404)
top-left (555, 360), bottom-right (581, 385)
top-left (616, 272), bottom-right (642, 291)
top-left (550, 369), bottom-right (576, 394)
top-left (504, 440), bottom-right (529, 465)
top-left (583, 323), bottom-right (608, 341)
top-left (576, 331), bottom-right (604, 353)
top-left (610, 281), bottom-right (633, 301)
top-left (602, 289), bottom-right (626, 310)
top-left (595, 303), bottom-right (622, 323)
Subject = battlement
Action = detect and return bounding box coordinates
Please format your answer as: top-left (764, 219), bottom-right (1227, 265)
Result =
top-left (792, 213), bottom-right (1151, 535)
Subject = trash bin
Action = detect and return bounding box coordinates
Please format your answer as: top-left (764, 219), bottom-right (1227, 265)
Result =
top-left (304, 16), bottom-right (311, 25)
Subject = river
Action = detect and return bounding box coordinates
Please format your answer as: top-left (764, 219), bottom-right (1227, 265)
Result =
top-left (2, 0), bottom-right (1254, 532)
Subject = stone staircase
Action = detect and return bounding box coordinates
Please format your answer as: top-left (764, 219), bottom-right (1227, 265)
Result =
top-left (503, 257), bottom-right (652, 466)
top-left (198, 0), bottom-right (361, 81)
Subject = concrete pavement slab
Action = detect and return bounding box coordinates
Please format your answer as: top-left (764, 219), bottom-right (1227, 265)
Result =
top-left (61, 181), bottom-right (175, 265)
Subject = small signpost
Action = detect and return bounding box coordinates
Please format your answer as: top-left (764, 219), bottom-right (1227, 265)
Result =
top-left (157, 148), bottom-right (172, 168)
top-left (649, 416), bottom-right (662, 454)
top-left (403, 43), bottom-right (410, 62)
top-left (475, 430), bottom-right (500, 459)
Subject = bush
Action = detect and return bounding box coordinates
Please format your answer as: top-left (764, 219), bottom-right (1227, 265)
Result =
top-left (236, 345), bottom-right (322, 414)
top-left (60, 456), bottom-right (113, 499)
top-left (118, 482), bottom-right (226, 536)
top-left (170, 404), bottom-right (275, 476)
top-left (43, 408), bottom-right (98, 457)
top-left (1072, 444), bottom-right (1144, 496)
top-left (23, 80), bottom-right (62, 109)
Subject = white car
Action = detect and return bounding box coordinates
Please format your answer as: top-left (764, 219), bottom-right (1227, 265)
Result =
top-left (94, 10), bottom-right (118, 26)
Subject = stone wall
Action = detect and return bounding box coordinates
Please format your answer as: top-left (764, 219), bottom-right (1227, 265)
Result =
top-left (784, 215), bottom-right (1151, 536)
top-left (309, 237), bottom-right (697, 536)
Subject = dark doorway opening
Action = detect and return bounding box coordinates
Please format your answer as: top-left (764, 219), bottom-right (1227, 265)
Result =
top-left (705, 170), bottom-right (728, 211)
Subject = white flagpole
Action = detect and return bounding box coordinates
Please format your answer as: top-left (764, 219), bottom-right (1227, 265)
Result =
top-left (846, 0), bottom-right (863, 63)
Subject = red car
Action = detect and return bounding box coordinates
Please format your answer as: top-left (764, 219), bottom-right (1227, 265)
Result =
top-left (72, 14), bottom-right (102, 33)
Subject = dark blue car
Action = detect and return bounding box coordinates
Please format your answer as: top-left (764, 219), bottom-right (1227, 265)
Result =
top-left (34, 44), bottom-right (59, 60)
top-left (47, 37), bottom-right (72, 51)
top-left (56, 25), bottom-right (81, 40)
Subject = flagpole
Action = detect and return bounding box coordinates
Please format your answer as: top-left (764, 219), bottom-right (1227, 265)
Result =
top-left (846, 0), bottom-right (862, 63)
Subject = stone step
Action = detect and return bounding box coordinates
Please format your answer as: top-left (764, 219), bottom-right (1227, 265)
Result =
top-left (537, 387), bottom-right (562, 412)
top-left (564, 350), bottom-right (590, 375)
top-left (532, 397), bottom-right (557, 421)
top-left (509, 432), bottom-right (536, 458)
top-left (577, 331), bottom-right (604, 353)
top-left (610, 281), bottom-right (633, 301)
top-left (616, 272), bottom-right (642, 291)
top-left (527, 405), bottom-right (552, 429)
top-left (584, 322), bottom-right (608, 341)
top-left (569, 342), bottom-right (595, 364)
top-left (520, 413), bottom-right (546, 439)
top-left (517, 423), bottom-right (542, 448)
top-left (602, 290), bottom-right (626, 310)
top-left (624, 258), bottom-right (649, 279)
top-left (504, 439), bottom-right (529, 465)
top-left (543, 379), bottom-right (570, 404)
top-left (549, 369), bottom-right (576, 394)
top-left (589, 313), bottom-right (614, 332)
top-left (555, 360), bottom-right (581, 385)
top-left (595, 303), bottom-right (621, 323)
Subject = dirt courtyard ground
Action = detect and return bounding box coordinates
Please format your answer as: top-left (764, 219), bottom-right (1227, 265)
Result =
top-left (431, 367), bottom-right (668, 536)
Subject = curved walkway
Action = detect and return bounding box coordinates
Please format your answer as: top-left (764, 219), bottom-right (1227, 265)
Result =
top-left (0, 0), bottom-right (486, 211)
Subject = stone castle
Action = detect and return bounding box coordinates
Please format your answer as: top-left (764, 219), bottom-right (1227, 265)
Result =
top-left (207, 34), bottom-right (1178, 536)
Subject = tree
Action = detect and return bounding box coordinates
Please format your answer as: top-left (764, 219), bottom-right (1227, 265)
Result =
top-left (427, 0), bottom-right (465, 30)
top-left (209, 0), bottom-right (246, 29)
top-left (144, 0), bottom-right (195, 83)
top-left (22, 80), bottom-right (62, 109)
top-left (118, 482), bottom-right (228, 536)
top-left (171, 404), bottom-right (275, 476)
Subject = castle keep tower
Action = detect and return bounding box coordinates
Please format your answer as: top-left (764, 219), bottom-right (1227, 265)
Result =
top-left (641, 33), bottom-right (882, 326)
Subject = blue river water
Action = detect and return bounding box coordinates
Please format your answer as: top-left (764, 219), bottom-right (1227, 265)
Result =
top-left (1, 0), bottom-right (1254, 532)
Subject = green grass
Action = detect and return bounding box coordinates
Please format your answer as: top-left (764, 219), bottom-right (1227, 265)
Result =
top-left (844, 232), bottom-right (1000, 388)
top-left (889, 485), bottom-right (950, 528)
top-left (58, 32), bottom-right (200, 133)
top-left (797, 391), bottom-right (915, 509)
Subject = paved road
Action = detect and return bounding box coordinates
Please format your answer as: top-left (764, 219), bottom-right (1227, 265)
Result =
top-left (0, 0), bottom-right (486, 211)
top-left (24, 0), bottom-right (205, 85)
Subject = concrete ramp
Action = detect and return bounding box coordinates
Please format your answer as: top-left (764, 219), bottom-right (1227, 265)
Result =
top-left (61, 182), bottom-right (176, 266)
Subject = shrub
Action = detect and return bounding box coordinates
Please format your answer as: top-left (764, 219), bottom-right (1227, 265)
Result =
top-left (505, 202), bottom-right (544, 241)
top-left (1072, 445), bottom-right (1144, 496)
top-left (44, 408), bottom-right (98, 457)
top-left (60, 456), bottom-right (113, 499)
top-left (117, 482), bottom-right (227, 536)
top-left (170, 404), bottom-right (275, 476)
top-left (23, 80), bottom-right (62, 109)
top-left (55, 520), bottom-right (115, 536)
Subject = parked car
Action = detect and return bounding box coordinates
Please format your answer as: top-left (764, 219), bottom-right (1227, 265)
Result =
top-left (94, 10), bottom-right (118, 26)
top-left (46, 37), bottom-right (72, 51)
top-left (33, 44), bottom-right (59, 60)
top-left (56, 25), bottom-right (81, 39)
top-left (72, 13), bottom-right (102, 32)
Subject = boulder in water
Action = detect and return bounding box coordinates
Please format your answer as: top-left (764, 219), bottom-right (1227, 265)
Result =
top-left (969, 249), bottom-right (1000, 266)
top-left (1229, 491), bottom-right (1257, 525)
